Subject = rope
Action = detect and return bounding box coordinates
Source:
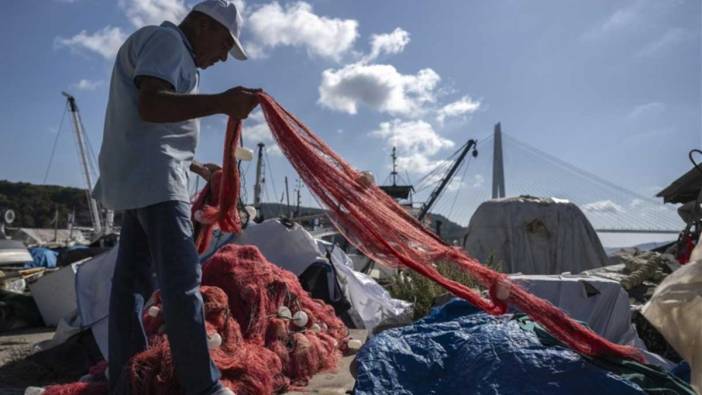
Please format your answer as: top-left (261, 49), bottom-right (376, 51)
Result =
top-left (43, 103), bottom-right (68, 184)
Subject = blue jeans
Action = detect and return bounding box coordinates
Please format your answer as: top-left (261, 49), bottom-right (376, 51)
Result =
top-left (108, 201), bottom-right (222, 394)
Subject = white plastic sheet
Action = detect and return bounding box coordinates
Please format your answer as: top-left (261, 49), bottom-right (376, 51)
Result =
top-left (643, 260), bottom-right (702, 393)
top-left (204, 219), bottom-right (412, 330)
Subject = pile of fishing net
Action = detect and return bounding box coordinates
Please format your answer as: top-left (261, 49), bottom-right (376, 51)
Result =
top-left (41, 243), bottom-right (348, 395)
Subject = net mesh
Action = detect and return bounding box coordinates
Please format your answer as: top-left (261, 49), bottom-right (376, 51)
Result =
top-left (250, 92), bottom-right (643, 362)
top-left (44, 244), bottom-right (347, 395)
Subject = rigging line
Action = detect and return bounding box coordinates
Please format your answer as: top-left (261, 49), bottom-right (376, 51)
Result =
top-left (503, 133), bottom-right (662, 204)
top-left (77, 114), bottom-right (99, 177)
top-left (427, 157), bottom-right (469, 216)
top-left (43, 103), bottom-right (69, 184)
top-left (264, 148), bottom-right (279, 204)
top-left (689, 149), bottom-right (702, 176)
top-left (413, 143), bottom-right (465, 187)
top-left (414, 161), bottom-right (455, 192)
top-left (446, 156), bottom-right (473, 221)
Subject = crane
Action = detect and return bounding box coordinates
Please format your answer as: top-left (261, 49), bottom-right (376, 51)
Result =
top-left (417, 138), bottom-right (478, 221)
top-left (62, 92), bottom-right (103, 235)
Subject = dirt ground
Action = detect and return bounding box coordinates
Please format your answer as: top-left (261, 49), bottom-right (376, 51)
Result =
top-left (0, 328), bottom-right (366, 395)
top-left (0, 327), bottom-right (55, 395)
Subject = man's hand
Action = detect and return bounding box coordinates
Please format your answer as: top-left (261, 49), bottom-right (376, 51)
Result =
top-left (218, 86), bottom-right (261, 119)
top-left (190, 161), bottom-right (221, 181)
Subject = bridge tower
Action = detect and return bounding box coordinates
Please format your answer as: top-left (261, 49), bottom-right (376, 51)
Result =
top-left (492, 122), bottom-right (506, 199)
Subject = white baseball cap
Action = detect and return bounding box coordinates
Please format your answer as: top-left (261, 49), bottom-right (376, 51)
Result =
top-left (192, 0), bottom-right (248, 60)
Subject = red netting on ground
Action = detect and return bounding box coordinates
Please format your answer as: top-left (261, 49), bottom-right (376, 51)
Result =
top-left (43, 244), bottom-right (347, 395)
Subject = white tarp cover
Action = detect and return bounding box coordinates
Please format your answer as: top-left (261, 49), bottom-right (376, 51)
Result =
top-left (202, 219), bottom-right (412, 330)
top-left (511, 274), bottom-right (675, 369)
top-left (511, 274), bottom-right (643, 346)
top-left (75, 247), bottom-right (117, 358)
top-left (464, 196), bottom-right (608, 274)
top-left (643, 259), bottom-right (702, 393)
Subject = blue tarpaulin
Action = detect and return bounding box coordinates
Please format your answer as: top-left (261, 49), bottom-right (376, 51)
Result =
top-left (354, 299), bottom-right (692, 395)
top-left (27, 247), bottom-right (58, 268)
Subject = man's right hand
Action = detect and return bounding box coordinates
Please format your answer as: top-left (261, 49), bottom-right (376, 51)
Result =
top-left (218, 86), bottom-right (261, 119)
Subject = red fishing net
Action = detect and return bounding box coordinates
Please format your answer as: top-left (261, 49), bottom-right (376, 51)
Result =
top-left (246, 92), bottom-right (641, 363)
top-left (43, 90), bottom-right (644, 395)
top-left (44, 244), bottom-right (347, 395)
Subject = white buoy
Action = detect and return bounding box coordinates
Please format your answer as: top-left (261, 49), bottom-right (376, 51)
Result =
top-left (24, 387), bottom-right (45, 395)
top-left (235, 146), bottom-right (254, 161)
top-left (277, 306), bottom-right (292, 320)
top-left (244, 206), bottom-right (257, 220)
top-left (207, 332), bottom-right (222, 349)
top-left (347, 339), bottom-right (363, 352)
top-left (321, 323), bottom-right (328, 332)
top-left (292, 310), bottom-right (309, 328)
top-left (147, 306), bottom-right (160, 318)
top-left (311, 323), bottom-right (321, 333)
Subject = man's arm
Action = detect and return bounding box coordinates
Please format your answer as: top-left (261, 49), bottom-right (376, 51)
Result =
top-left (136, 76), bottom-right (259, 123)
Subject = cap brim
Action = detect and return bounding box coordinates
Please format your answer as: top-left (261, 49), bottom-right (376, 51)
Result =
top-left (229, 34), bottom-right (248, 60)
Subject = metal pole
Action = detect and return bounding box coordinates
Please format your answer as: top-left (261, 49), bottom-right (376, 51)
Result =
top-left (492, 123), bottom-right (505, 199)
top-left (285, 176), bottom-right (291, 217)
top-left (296, 179), bottom-right (301, 217)
top-left (63, 92), bottom-right (102, 235)
top-left (391, 146), bottom-right (398, 186)
top-left (254, 143), bottom-right (265, 211)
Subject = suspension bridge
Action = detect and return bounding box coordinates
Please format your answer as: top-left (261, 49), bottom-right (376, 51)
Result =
top-left (410, 123), bottom-right (683, 234)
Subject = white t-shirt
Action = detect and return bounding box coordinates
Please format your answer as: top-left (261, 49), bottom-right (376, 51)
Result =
top-left (93, 21), bottom-right (200, 211)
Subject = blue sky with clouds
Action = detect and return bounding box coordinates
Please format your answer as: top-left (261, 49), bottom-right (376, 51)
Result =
top-left (1, 0), bottom-right (700, 231)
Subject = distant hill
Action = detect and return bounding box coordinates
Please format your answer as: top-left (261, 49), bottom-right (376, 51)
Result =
top-left (428, 213), bottom-right (468, 244)
top-left (0, 180), bottom-right (92, 228)
top-left (0, 180), bottom-right (468, 244)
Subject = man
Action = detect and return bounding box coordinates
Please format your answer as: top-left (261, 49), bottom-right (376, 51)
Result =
top-left (92, 1), bottom-right (257, 394)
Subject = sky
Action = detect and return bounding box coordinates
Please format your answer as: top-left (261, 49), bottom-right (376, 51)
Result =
top-left (1, 0), bottom-right (700, 239)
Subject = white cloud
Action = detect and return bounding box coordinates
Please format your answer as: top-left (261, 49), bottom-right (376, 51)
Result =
top-left (436, 96), bottom-right (481, 124)
top-left (232, 0), bottom-right (247, 15)
top-left (363, 28), bottom-right (410, 62)
top-left (600, 7), bottom-right (639, 34)
top-left (319, 63), bottom-right (440, 116)
top-left (243, 110), bottom-right (282, 155)
top-left (582, 2), bottom-right (641, 40)
top-left (247, 2), bottom-right (358, 61)
top-left (71, 79), bottom-right (103, 91)
top-left (371, 119), bottom-right (454, 174)
top-left (627, 102), bottom-right (665, 120)
top-left (472, 174), bottom-right (484, 189)
top-left (636, 28), bottom-right (687, 57)
top-left (55, 26), bottom-right (127, 60)
top-left (119, 0), bottom-right (188, 27)
top-left (582, 200), bottom-right (625, 214)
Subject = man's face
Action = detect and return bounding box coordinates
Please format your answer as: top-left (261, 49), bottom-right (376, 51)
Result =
top-left (192, 17), bottom-right (234, 69)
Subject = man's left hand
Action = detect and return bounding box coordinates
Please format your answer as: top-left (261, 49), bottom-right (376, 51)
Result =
top-left (190, 161), bottom-right (221, 181)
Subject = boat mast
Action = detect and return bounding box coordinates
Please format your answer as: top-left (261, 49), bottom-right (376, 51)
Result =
top-left (253, 143), bottom-right (265, 213)
top-left (62, 92), bottom-right (102, 235)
